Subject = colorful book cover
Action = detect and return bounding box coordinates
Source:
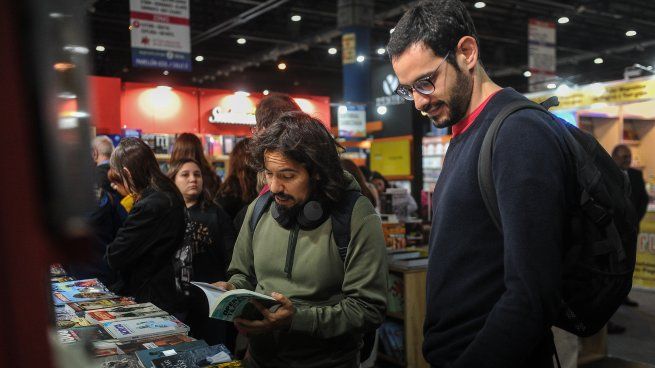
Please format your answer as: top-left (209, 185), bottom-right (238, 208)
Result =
top-left (191, 282), bottom-right (280, 322)
top-left (135, 341), bottom-right (209, 368)
top-left (56, 316), bottom-right (92, 329)
top-left (386, 273), bottom-right (405, 315)
top-left (150, 344), bottom-right (232, 368)
top-left (86, 302), bottom-right (167, 324)
top-left (102, 316), bottom-right (189, 341)
top-left (115, 334), bottom-right (196, 355)
top-left (56, 326), bottom-right (113, 344)
top-left (66, 297), bottom-right (136, 312)
top-left (50, 263), bottom-right (67, 277)
top-left (52, 278), bottom-right (117, 305)
top-left (51, 276), bottom-right (75, 283)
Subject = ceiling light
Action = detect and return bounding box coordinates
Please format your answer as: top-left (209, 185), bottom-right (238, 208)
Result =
top-left (626, 30), bottom-right (637, 37)
top-left (328, 47), bottom-right (337, 55)
top-left (389, 28), bottom-right (395, 34)
top-left (356, 55), bottom-right (365, 63)
top-left (195, 55), bottom-right (204, 62)
top-left (291, 14), bottom-right (301, 22)
top-left (277, 62), bottom-right (287, 70)
top-left (53, 62), bottom-right (75, 71)
top-left (377, 48), bottom-right (386, 55)
top-left (95, 45), bottom-right (105, 52)
top-left (594, 57), bottom-right (604, 64)
top-left (338, 105), bottom-right (347, 114)
top-left (235, 91), bottom-right (250, 97)
top-left (523, 71), bottom-right (532, 77)
top-left (547, 83), bottom-right (557, 89)
top-left (263, 89), bottom-right (270, 95)
top-left (63, 45), bottom-right (89, 54)
top-left (163, 70), bottom-right (169, 75)
top-left (49, 12), bottom-right (65, 18)
top-left (474, 2), bottom-right (486, 9)
top-left (155, 85), bottom-right (172, 91)
top-left (237, 38), bottom-right (247, 45)
top-left (57, 92), bottom-right (77, 99)
top-left (377, 106), bottom-right (387, 115)
top-left (557, 17), bottom-right (569, 24)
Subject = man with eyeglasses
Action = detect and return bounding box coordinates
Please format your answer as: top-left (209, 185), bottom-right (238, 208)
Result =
top-left (388, 1), bottom-right (571, 367)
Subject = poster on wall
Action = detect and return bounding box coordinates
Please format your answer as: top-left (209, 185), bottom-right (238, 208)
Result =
top-left (528, 19), bottom-right (556, 92)
top-left (338, 105), bottom-right (366, 138)
top-left (634, 213), bottom-right (655, 290)
top-left (370, 138), bottom-right (411, 177)
top-left (129, 0), bottom-right (191, 71)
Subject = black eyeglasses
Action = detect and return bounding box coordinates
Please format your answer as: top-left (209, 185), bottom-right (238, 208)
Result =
top-left (395, 52), bottom-right (450, 101)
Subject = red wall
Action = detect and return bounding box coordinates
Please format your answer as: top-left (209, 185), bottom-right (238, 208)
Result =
top-left (87, 77), bottom-right (331, 136)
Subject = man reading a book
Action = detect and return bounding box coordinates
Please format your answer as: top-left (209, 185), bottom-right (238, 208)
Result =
top-left (215, 111), bottom-right (388, 368)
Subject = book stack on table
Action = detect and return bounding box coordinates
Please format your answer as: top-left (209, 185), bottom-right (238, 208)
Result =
top-left (49, 264), bottom-right (243, 368)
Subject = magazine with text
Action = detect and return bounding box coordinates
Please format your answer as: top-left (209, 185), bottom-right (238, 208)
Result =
top-left (102, 316), bottom-right (189, 341)
top-left (191, 282), bottom-right (280, 322)
top-left (52, 278), bottom-right (117, 305)
top-left (85, 302), bottom-right (167, 324)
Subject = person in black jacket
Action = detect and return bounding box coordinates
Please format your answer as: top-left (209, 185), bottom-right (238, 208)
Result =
top-left (169, 158), bottom-right (236, 347)
top-left (106, 137), bottom-right (186, 314)
top-left (388, 1), bottom-right (571, 366)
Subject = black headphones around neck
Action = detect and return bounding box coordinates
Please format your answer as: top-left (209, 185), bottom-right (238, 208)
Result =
top-left (270, 197), bottom-right (330, 230)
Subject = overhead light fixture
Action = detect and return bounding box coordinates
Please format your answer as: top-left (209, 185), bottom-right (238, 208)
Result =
top-left (277, 62), bottom-right (287, 70)
top-left (235, 91), bottom-right (250, 97)
top-left (95, 45), bottom-right (105, 52)
top-left (377, 48), bottom-right (386, 55)
top-left (626, 30), bottom-right (637, 37)
top-left (557, 17), bottom-right (569, 24)
top-left (53, 62), bottom-right (75, 71)
top-left (195, 55), bottom-right (204, 62)
top-left (263, 89), bottom-right (270, 95)
top-left (290, 14), bottom-right (301, 22)
top-left (328, 47), bottom-right (337, 55)
top-left (49, 12), bottom-right (65, 18)
top-left (523, 70), bottom-right (532, 77)
top-left (377, 106), bottom-right (388, 115)
top-left (155, 85), bottom-right (172, 91)
top-left (63, 45), bottom-right (89, 54)
top-left (547, 83), bottom-right (557, 89)
top-left (594, 57), bottom-right (604, 64)
top-left (356, 55), bottom-right (365, 63)
top-left (389, 28), bottom-right (395, 34)
top-left (237, 38), bottom-right (247, 45)
top-left (57, 92), bottom-right (77, 99)
top-left (474, 2), bottom-right (486, 9)
top-left (163, 70), bottom-right (169, 75)
top-left (338, 105), bottom-right (347, 114)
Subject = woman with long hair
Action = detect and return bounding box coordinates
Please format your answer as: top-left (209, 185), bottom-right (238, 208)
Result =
top-left (170, 133), bottom-right (221, 197)
top-left (168, 158), bottom-right (236, 346)
top-left (217, 138), bottom-right (258, 222)
top-left (106, 138), bottom-right (186, 313)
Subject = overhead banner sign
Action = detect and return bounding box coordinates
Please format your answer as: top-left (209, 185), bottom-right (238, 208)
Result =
top-left (130, 0), bottom-right (191, 71)
top-left (338, 105), bottom-right (366, 138)
top-left (526, 76), bottom-right (655, 110)
top-left (528, 19), bottom-right (556, 92)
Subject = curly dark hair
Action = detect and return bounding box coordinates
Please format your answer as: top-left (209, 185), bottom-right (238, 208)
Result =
top-left (218, 138), bottom-right (258, 204)
top-left (251, 111), bottom-right (347, 204)
top-left (387, 0), bottom-right (480, 67)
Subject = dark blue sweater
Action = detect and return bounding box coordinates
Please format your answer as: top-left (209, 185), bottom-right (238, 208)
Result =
top-left (424, 88), bottom-right (572, 367)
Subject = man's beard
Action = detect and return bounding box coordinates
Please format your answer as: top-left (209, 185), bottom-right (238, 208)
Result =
top-left (273, 193), bottom-right (303, 218)
top-left (426, 66), bottom-right (473, 129)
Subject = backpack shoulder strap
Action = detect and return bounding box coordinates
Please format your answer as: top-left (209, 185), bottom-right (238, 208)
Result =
top-left (478, 99), bottom-right (549, 233)
top-left (249, 191), bottom-right (274, 235)
top-left (331, 190), bottom-right (363, 262)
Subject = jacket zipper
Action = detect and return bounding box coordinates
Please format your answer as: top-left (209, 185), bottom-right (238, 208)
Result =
top-left (284, 223), bottom-right (300, 279)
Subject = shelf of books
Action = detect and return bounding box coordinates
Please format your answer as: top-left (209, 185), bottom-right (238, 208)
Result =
top-left (49, 264), bottom-right (243, 368)
top-left (379, 250), bottom-right (429, 368)
top-left (422, 135), bottom-right (451, 192)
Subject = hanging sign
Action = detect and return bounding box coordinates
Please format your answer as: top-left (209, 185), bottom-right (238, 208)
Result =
top-left (528, 19), bottom-right (556, 92)
top-left (130, 0), bottom-right (191, 71)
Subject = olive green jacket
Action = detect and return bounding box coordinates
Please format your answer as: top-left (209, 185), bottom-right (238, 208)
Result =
top-left (227, 178), bottom-right (388, 368)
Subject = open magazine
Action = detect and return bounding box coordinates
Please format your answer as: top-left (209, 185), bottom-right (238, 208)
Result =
top-left (191, 282), bottom-right (281, 322)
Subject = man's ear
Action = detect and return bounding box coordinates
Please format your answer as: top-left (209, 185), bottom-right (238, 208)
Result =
top-left (456, 35), bottom-right (479, 73)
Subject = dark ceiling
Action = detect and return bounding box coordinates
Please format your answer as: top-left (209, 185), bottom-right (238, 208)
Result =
top-left (88, 0), bottom-right (655, 100)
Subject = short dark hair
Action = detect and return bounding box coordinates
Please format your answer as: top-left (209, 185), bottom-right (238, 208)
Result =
top-left (251, 111), bottom-right (347, 204)
top-left (387, 0), bottom-right (480, 65)
top-left (255, 94), bottom-right (301, 131)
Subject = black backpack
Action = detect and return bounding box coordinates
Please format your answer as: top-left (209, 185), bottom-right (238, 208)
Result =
top-left (478, 97), bottom-right (638, 337)
top-left (250, 190), bottom-right (378, 362)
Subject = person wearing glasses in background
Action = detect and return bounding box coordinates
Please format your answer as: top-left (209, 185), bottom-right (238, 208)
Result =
top-left (388, 1), bottom-right (574, 367)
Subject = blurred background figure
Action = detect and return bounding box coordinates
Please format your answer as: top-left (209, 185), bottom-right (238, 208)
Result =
top-left (341, 158), bottom-right (378, 210)
top-left (107, 138), bottom-right (186, 314)
top-left (371, 171), bottom-right (417, 219)
top-left (91, 135), bottom-right (117, 195)
top-left (170, 133), bottom-right (222, 198)
top-left (217, 138), bottom-right (258, 229)
top-left (168, 158), bottom-right (236, 348)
